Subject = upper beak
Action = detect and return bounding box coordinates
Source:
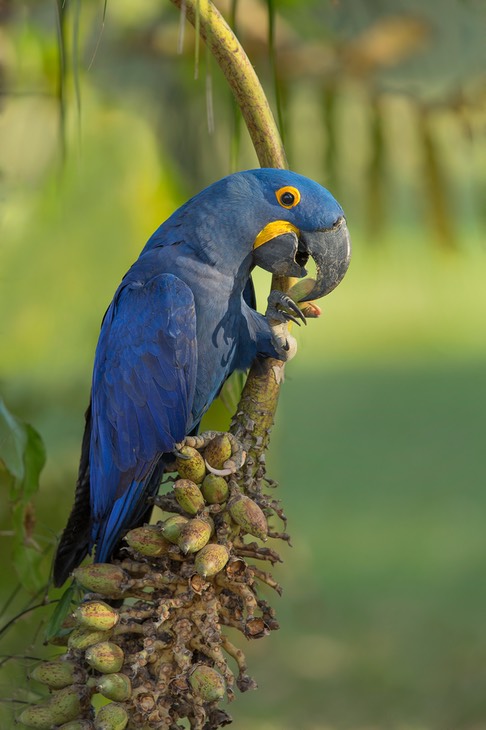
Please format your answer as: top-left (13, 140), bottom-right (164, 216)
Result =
top-left (298, 216), bottom-right (351, 301)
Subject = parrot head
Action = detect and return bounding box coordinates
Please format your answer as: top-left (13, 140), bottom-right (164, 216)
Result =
top-left (146, 168), bottom-right (351, 302)
top-left (246, 168), bottom-right (351, 301)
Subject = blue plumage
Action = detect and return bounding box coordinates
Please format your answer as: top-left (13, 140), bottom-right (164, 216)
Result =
top-left (53, 169), bottom-right (350, 585)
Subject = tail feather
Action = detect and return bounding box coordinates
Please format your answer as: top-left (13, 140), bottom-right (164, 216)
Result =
top-left (94, 459), bottom-right (165, 564)
top-left (52, 405), bottom-right (92, 587)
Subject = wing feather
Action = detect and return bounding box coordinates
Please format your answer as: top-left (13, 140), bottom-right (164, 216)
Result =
top-left (89, 273), bottom-right (197, 554)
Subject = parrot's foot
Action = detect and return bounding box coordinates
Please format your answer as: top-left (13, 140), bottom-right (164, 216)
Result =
top-left (174, 431), bottom-right (246, 475)
top-left (265, 290), bottom-right (301, 361)
top-left (270, 323), bottom-right (298, 361)
top-left (266, 290), bottom-right (307, 327)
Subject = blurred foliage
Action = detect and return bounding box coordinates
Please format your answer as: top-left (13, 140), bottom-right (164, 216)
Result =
top-left (0, 399), bottom-right (46, 593)
top-left (1, 0), bottom-right (486, 728)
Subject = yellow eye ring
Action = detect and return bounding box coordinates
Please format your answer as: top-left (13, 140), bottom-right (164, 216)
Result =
top-left (276, 186), bottom-right (301, 209)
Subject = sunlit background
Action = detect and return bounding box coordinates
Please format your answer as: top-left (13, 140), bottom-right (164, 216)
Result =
top-left (1, 1), bottom-right (486, 728)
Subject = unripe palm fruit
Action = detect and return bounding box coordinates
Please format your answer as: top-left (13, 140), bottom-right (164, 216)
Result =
top-left (96, 672), bottom-right (132, 702)
top-left (59, 722), bottom-right (95, 729)
top-left (125, 526), bottom-right (170, 557)
top-left (229, 494), bottom-right (268, 540)
top-left (68, 627), bottom-right (112, 650)
top-left (30, 660), bottom-right (76, 689)
top-left (18, 704), bottom-right (56, 729)
top-left (85, 642), bottom-right (125, 673)
top-left (173, 479), bottom-right (205, 515)
top-left (194, 544), bottom-right (230, 578)
top-left (74, 601), bottom-right (119, 631)
top-left (178, 518), bottom-right (212, 554)
top-left (94, 703), bottom-right (129, 730)
top-left (49, 686), bottom-right (86, 724)
top-left (161, 514), bottom-right (188, 544)
top-left (73, 564), bottom-right (126, 597)
top-left (189, 664), bottom-right (226, 702)
top-left (204, 435), bottom-right (232, 470)
top-left (201, 474), bottom-right (229, 504)
top-left (175, 446), bottom-right (206, 483)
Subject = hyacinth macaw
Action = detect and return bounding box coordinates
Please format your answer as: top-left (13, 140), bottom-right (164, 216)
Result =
top-left (53, 168), bottom-right (351, 586)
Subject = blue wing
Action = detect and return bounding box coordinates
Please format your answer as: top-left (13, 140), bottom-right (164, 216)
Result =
top-left (90, 272), bottom-right (197, 562)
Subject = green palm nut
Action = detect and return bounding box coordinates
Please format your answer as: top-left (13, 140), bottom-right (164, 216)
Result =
top-left (49, 686), bottom-right (86, 724)
top-left (59, 722), bottom-right (95, 729)
top-left (125, 525), bottom-right (170, 556)
top-left (96, 672), bottom-right (132, 702)
top-left (31, 660), bottom-right (76, 689)
top-left (189, 664), bottom-right (226, 702)
top-left (178, 517), bottom-right (212, 554)
top-left (94, 703), bottom-right (129, 730)
top-left (175, 445), bottom-right (206, 483)
top-left (161, 514), bottom-right (188, 544)
top-left (68, 626), bottom-right (112, 650)
top-left (194, 543), bottom-right (230, 578)
top-left (85, 641), bottom-right (125, 673)
top-left (204, 435), bottom-right (232, 470)
top-left (73, 564), bottom-right (127, 597)
top-left (18, 704), bottom-right (56, 729)
top-left (201, 473), bottom-right (229, 504)
top-left (229, 494), bottom-right (268, 541)
top-left (173, 478), bottom-right (205, 514)
top-left (74, 601), bottom-right (120, 631)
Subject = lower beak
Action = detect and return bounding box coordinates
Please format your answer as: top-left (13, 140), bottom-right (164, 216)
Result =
top-left (298, 217), bottom-right (351, 301)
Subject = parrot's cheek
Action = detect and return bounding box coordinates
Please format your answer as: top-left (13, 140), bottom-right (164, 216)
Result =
top-left (252, 232), bottom-right (307, 278)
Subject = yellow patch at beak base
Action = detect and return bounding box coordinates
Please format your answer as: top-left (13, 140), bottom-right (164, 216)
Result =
top-left (253, 220), bottom-right (300, 250)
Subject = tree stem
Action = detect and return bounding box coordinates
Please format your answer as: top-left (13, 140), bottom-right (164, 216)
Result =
top-left (170, 0), bottom-right (293, 455)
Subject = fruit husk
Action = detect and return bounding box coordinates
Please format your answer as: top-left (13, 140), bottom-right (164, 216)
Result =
top-left (96, 672), bottom-right (132, 702)
top-left (194, 543), bottom-right (230, 578)
top-left (74, 601), bottom-right (120, 631)
top-left (49, 685), bottom-right (86, 725)
top-left (18, 704), bottom-right (56, 729)
top-left (68, 627), bottom-right (112, 651)
top-left (160, 514), bottom-right (189, 544)
top-left (173, 479), bottom-right (205, 515)
top-left (201, 474), bottom-right (229, 504)
top-left (125, 525), bottom-right (171, 557)
top-left (94, 702), bottom-right (129, 730)
top-left (228, 494), bottom-right (268, 540)
top-left (85, 642), bottom-right (125, 674)
top-left (73, 564), bottom-right (127, 597)
top-left (30, 660), bottom-right (76, 689)
top-left (175, 446), bottom-right (206, 483)
top-left (189, 664), bottom-right (226, 702)
top-left (204, 435), bottom-right (232, 470)
top-left (178, 518), bottom-right (212, 554)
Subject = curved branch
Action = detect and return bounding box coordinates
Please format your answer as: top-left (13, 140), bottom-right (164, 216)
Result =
top-left (170, 0), bottom-right (293, 457)
top-left (170, 0), bottom-right (287, 169)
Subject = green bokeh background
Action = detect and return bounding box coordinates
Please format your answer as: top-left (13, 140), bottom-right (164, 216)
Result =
top-left (1, 1), bottom-right (486, 728)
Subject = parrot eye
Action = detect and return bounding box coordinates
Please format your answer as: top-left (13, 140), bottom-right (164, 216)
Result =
top-left (276, 186), bottom-right (301, 209)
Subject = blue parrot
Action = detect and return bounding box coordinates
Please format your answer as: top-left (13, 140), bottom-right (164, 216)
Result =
top-left (53, 168), bottom-right (350, 586)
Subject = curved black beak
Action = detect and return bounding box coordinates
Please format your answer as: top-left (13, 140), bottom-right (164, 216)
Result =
top-left (298, 217), bottom-right (351, 301)
top-left (252, 231), bottom-right (306, 278)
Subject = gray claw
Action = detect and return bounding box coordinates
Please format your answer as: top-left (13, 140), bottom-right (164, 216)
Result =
top-left (267, 290), bottom-right (307, 326)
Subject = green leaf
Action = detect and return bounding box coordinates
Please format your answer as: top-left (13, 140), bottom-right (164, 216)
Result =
top-left (44, 583), bottom-right (77, 643)
top-left (22, 424), bottom-right (47, 501)
top-left (12, 539), bottom-right (45, 595)
top-left (0, 398), bottom-right (27, 483)
top-left (0, 399), bottom-right (45, 501)
top-left (0, 398), bottom-right (46, 592)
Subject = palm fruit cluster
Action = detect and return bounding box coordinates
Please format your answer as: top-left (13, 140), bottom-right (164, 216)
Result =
top-left (21, 431), bottom-right (289, 730)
